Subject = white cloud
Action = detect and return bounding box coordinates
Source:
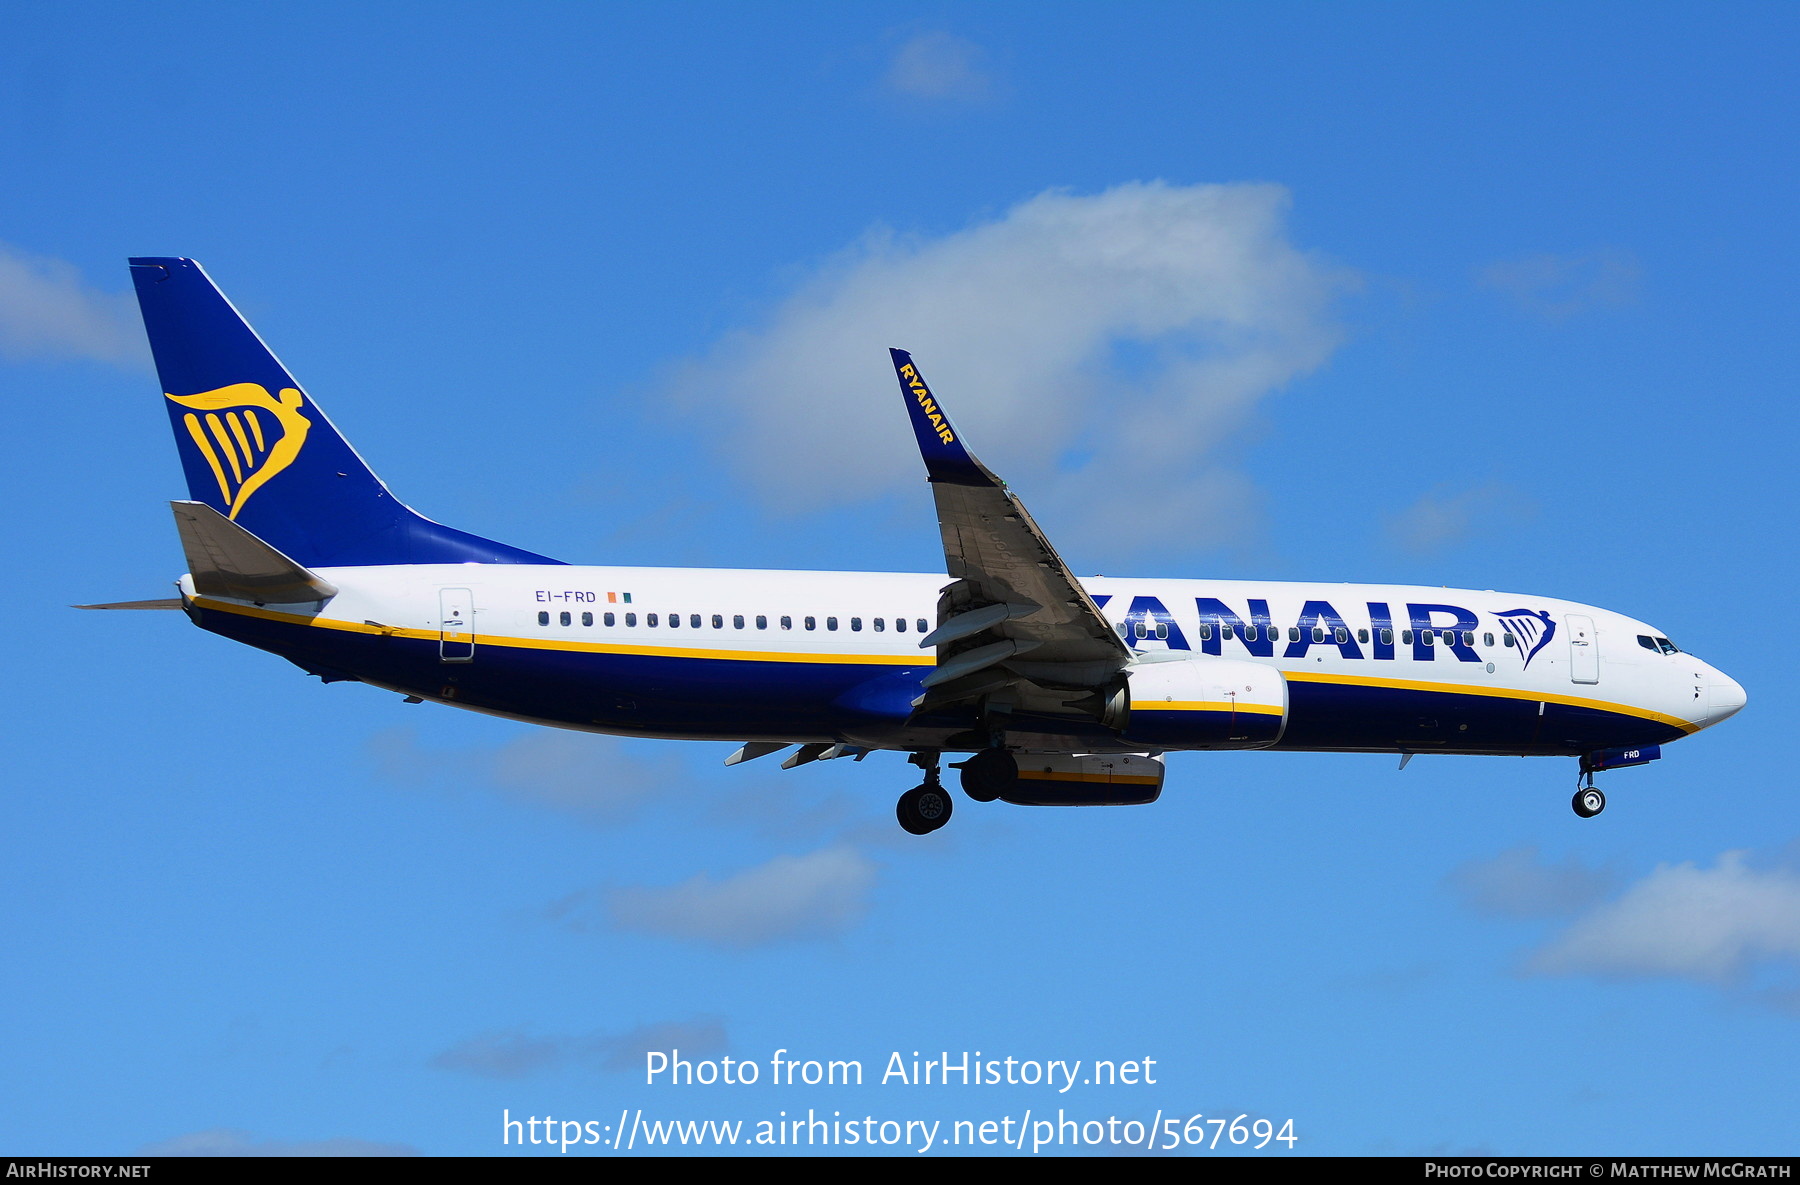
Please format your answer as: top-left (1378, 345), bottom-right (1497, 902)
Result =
top-left (431, 1029), bottom-right (566, 1080)
top-left (666, 181), bottom-right (1349, 558)
top-left (0, 243), bottom-right (148, 367)
top-left (139, 1129), bottom-right (418, 1156)
top-left (368, 727), bottom-right (675, 823)
top-left (569, 844), bottom-right (877, 948)
top-left (431, 1017), bottom-right (728, 1078)
top-left (590, 1018), bottom-right (730, 1072)
top-left (1529, 851), bottom-right (1800, 984)
top-left (1445, 845), bottom-right (1617, 919)
top-left (1386, 482), bottom-right (1533, 555)
top-left (1478, 249), bottom-right (1642, 319)
top-left (886, 32), bottom-right (994, 101)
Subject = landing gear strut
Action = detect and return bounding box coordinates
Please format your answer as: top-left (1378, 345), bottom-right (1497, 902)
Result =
top-left (897, 752), bottom-right (953, 835)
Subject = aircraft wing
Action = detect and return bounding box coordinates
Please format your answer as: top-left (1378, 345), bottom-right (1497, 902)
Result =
top-left (891, 349), bottom-right (1130, 717)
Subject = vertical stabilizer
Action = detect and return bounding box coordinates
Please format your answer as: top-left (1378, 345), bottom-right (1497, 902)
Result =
top-left (129, 258), bottom-right (560, 567)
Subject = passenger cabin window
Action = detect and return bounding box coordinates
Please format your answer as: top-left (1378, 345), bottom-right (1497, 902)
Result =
top-left (1422, 630), bottom-right (1435, 646)
top-left (917, 618), bottom-right (928, 633)
top-left (625, 613), bottom-right (637, 627)
top-left (1134, 622), bottom-right (1147, 639)
top-left (895, 618), bottom-right (907, 633)
top-left (1311, 627), bottom-right (1324, 643)
top-left (1380, 628), bottom-right (1393, 646)
top-left (780, 615), bottom-right (791, 630)
top-left (804, 616), bottom-right (816, 631)
top-left (873, 618), bottom-right (885, 632)
top-left (690, 614), bottom-right (701, 628)
top-left (713, 614), bottom-right (724, 629)
top-left (1357, 628), bottom-right (1369, 643)
top-left (1503, 634), bottom-right (1515, 647)
top-left (1484, 632), bottom-right (1494, 646)
top-left (1221, 624), bottom-right (1234, 640)
top-left (1402, 629), bottom-right (1414, 645)
top-left (1155, 622), bottom-right (1168, 640)
top-left (604, 612), bottom-right (616, 626)
top-left (733, 615), bottom-right (744, 629)
top-left (827, 616), bottom-right (839, 631)
top-left (647, 613), bottom-right (658, 627)
top-left (850, 617), bottom-right (862, 631)
top-left (1334, 626), bottom-right (1348, 644)
top-left (559, 611), bottom-right (571, 626)
top-left (1288, 627), bottom-right (1300, 642)
top-left (755, 615), bottom-right (767, 630)
top-left (582, 611), bottom-right (593, 626)
top-left (1244, 625), bottom-right (1258, 642)
top-left (1199, 624), bottom-right (1213, 641)
top-left (669, 613), bottom-right (680, 628)
top-left (537, 611), bottom-right (550, 626)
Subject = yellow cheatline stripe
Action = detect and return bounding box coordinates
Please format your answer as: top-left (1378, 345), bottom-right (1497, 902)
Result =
top-left (1131, 699), bottom-right (1284, 716)
top-left (226, 411), bottom-right (257, 467)
top-left (1016, 770), bottom-right (1162, 785)
top-left (182, 413), bottom-right (232, 504)
top-left (205, 413), bottom-right (243, 483)
top-left (245, 408), bottom-right (266, 451)
top-left (1281, 670), bottom-right (1696, 733)
top-left (191, 598), bottom-right (933, 667)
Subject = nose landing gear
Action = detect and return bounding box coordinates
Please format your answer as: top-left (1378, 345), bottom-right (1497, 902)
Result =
top-left (1572, 753), bottom-right (1608, 818)
top-left (896, 752), bottom-right (953, 835)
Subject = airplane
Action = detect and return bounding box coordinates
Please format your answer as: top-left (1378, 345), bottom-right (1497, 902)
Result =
top-left (83, 257), bottom-right (1747, 835)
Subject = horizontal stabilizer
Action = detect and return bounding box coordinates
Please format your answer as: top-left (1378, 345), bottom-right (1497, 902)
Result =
top-left (73, 599), bottom-right (185, 610)
top-left (171, 500), bottom-right (339, 604)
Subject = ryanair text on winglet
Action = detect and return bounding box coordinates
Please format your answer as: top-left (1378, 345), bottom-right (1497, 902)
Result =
top-left (900, 363), bottom-right (956, 445)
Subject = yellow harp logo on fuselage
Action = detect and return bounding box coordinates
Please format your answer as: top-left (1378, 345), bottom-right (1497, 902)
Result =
top-left (165, 383), bottom-right (313, 520)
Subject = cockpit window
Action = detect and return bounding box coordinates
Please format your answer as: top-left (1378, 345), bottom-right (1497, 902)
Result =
top-left (1641, 634), bottom-right (1681, 655)
top-left (1657, 636), bottom-right (1679, 655)
top-left (1638, 635), bottom-right (1658, 652)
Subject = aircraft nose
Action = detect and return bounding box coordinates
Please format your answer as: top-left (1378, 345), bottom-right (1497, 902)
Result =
top-left (1708, 671), bottom-right (1747, 724)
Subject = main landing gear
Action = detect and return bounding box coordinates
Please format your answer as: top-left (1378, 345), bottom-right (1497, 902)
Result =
top-left (896, 752), bottom-right (953, 835)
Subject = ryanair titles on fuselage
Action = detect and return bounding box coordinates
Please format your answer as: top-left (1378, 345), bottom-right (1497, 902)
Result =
top-left (1092, 593), bottom-right (1548, 666)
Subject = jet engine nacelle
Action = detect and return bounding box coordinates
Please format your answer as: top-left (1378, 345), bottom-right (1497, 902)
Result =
top-left (1118, 656), bottom-right (1289, 750)
top-left (996, 752), bottom-right (1165, 806)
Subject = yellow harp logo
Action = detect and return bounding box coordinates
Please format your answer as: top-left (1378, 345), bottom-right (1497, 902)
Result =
top-left (165, 383), bottom-right (313, 520)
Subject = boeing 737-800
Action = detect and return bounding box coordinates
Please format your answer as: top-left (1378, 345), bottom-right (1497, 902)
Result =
top-left (84, 258), bottom-right (1746, 834)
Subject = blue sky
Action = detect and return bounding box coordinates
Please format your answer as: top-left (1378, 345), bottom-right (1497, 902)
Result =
top-left (3, 2), bottom-right (1796, 1156)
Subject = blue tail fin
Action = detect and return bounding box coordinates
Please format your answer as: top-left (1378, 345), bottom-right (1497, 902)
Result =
top-left (128, 258), bottom-right (561, 567)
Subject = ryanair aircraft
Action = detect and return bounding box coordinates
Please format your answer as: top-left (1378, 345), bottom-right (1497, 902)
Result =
top-left (87, 258), bottom-right (1746, 834)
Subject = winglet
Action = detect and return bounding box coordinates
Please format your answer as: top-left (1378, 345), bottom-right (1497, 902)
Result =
top-left (889, 349), bottom-right (997, 486)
